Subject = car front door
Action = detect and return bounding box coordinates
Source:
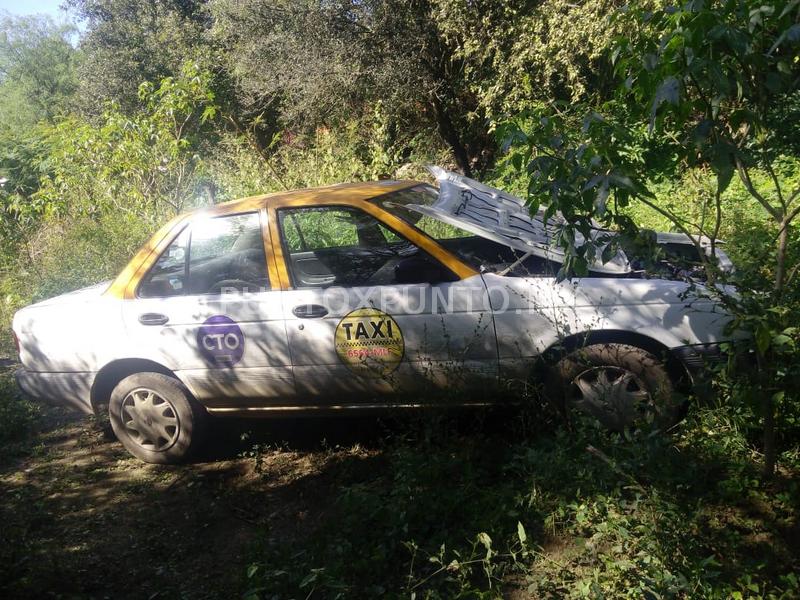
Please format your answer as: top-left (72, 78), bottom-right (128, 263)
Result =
top-left (121, 210), bottom-right (295, 409)
top-left (272, 204), bottom-right (497, 404)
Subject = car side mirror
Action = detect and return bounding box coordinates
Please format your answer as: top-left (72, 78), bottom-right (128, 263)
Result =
top-left (395, 256), bottom-right (454, 284)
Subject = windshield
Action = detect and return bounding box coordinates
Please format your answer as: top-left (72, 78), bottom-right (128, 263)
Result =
top-left (372, 185), bottom-right (559, 276)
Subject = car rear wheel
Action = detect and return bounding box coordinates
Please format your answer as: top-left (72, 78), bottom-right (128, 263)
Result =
top-left (547, 343), bottom-right (683, 432)
top-left (109, 372), bottom-right (207, 463)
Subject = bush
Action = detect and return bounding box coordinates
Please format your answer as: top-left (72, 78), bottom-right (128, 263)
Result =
top-left (210, 118), bottom-right (452, 204)
top-left (0, 211), bottom-right (156, 352)
top-left (0, 370), bottom-right (37, 446)
top-left (25, 214), bottom-right (153, 299)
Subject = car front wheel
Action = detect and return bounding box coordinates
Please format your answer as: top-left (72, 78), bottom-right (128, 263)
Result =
top-left (109, 372), bottom-right (207, 463)
top-left (547, 343), bottom-right (683, 432)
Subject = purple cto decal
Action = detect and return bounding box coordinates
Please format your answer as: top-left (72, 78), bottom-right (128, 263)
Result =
top-left (197, 315), bottom-right (245, 366)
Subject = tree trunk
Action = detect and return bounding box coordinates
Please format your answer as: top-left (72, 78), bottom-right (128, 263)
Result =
top-left (759, 338), bottom-right (775, 478)
top-left (775, 220), bottom-right (790, 294)
top-left (761, 219), bottom-right (791, 478)
top-left (430, 97), bottom-right (472, 177)
top-left (762, 387), bottom-right (776, 478)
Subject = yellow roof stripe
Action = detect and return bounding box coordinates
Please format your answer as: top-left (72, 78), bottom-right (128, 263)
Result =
top-left (104, 180), bottom-right (473, 299)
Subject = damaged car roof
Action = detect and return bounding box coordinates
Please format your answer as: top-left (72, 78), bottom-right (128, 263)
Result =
top-left (408, 166), bottom-right (732, 275)
top-left (408, 166), bottom-right (631, 274)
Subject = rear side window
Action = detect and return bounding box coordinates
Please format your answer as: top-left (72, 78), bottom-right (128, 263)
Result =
top-left (139, 212), bottom-right (270, 297)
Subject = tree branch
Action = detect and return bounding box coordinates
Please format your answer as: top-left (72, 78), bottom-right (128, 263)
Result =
top-left (735, 156), bottom-right (781, 221)
top-left (634, 192), bottom-right (716, 283)
top-left (785, 184), bottom-right (800, 207)
top-left (764, 162), bottom-right (786, 212)
top-left (226, 114), bottom-right (289, 191)
top-left (774, 204), bottom-right (800, 242)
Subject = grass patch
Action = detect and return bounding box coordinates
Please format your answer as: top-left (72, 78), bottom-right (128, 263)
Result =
top-left (0, 368), bottom-right (37, 449)
top-left (243, 410), bottom-right (800, 599)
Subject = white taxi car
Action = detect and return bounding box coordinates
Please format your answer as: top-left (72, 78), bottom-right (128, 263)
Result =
top-left (12, 168), bottom-right (731, 463)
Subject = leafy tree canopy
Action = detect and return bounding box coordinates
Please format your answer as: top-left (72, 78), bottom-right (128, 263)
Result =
top-left (209, 0), bottom-right (496, 175)
top-left (66, 0), bottom-right (208, 114)
top-left (0, 14), bottom-right (78, 127)
top-left (503, 0), bottom-right (800, 476)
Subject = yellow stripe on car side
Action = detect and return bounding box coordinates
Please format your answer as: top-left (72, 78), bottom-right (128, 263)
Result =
top-left (266, 205), bottom-right (292, 289)
top-left (260, 207), bottom-right (282, 290)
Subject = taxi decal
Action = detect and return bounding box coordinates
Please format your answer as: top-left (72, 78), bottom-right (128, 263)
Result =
top-left (335, 308), bottom-right (404, 377)
top-left (198, 315), bottom-right (245, 366)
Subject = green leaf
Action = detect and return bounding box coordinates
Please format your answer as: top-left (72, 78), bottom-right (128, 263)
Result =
top-left (643, 53), bottom-right (659, 71)
top-left (611, 45), bottom-right (622, 66)
top-left (709, 143), bottom-right (735, 192)
top-left (780, 0), bottom-right (800, 18)
top-left (649, 76), bottom-right (680, 132)
top-left (573, 256), bottom-right (589, 277)
top-left (477, 532), bottom-right (492, 551)
top-left (517, 521), bottom-right (528, 545)
top-left (692, 119), bottom-right (713, 147)
top-left (771, 333), bottom-right (794, 349)
top-left (526, 196), bottom-right (541, 216)
top-left (707, 62), bottom-right (732, 96)
top-left (755, 323), bottom-right (772, 355)
top-left (594, 179), bottom-right (610, 216)
top-left (200, 105), bottom-right (217, 123)
top-left (601, 241), bottom-right (618, 264)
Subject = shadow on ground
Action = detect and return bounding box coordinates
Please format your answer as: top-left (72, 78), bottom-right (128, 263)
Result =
top-left (0, 405), bottom-right (421, 599)
top-left (1, 400), bottom-right (798, 599)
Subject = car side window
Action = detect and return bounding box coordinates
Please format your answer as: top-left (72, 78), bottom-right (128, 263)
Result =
top-left (138, 228), bottom-right (190, 298)
top-left (139, 212), bottom-right (270, 297)
top-left (278, 206), bottom-right (456, 288)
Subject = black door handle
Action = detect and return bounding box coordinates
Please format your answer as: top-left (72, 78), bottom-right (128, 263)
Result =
top-left (292, 304), bottom-right (328, 319)
top-left (138, 313), bottom-right (169, 326)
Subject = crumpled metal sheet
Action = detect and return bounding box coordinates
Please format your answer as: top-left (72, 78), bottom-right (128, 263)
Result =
top-left (405, 166), bottom-right (632, 274)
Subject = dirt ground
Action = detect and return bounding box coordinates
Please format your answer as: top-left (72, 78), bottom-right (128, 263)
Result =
top-left (0, 405), bottom-right (383, 599)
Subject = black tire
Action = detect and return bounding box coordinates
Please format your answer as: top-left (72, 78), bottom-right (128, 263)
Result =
top-left (109, 372), bottom-right (208, 464)
top-left (546, 343), bottom-right (683, 432)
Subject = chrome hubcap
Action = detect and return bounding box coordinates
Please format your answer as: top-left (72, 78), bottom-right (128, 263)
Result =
top-left (120, 388), bottom-right (179, 452)
top-left (571, 366), bottom-right (651, 429)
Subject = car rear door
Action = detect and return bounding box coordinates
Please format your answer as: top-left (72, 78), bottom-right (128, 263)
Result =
top-left (121, 210), bottom-right (295, 409)
top-left (271, 203), bottom-right (497, 404)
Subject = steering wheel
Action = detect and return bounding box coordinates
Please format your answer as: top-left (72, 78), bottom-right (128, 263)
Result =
top-left (209, 279), bottom-right (264, 294)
